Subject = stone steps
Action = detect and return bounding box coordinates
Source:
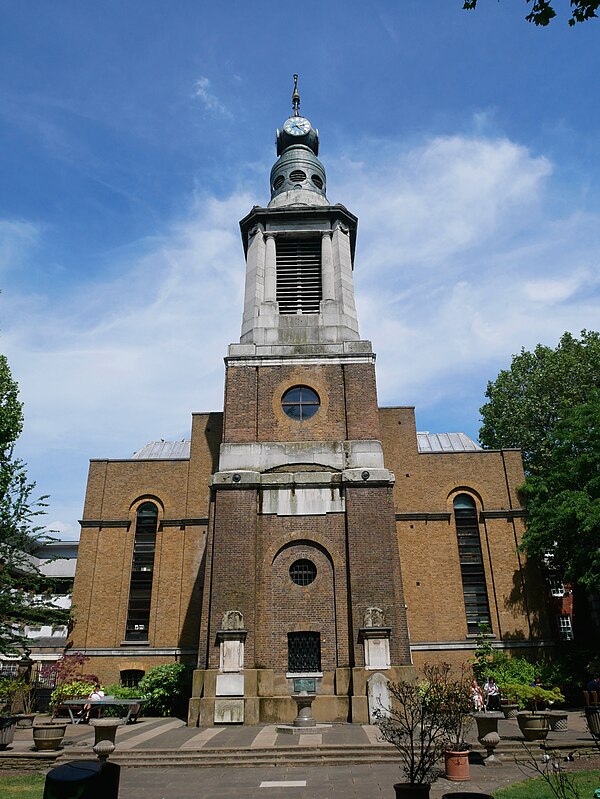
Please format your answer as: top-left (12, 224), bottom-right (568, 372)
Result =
top-left (53, 737), bottom-right (599, 769)
top-left (57, 744), bottom-right (406, 768)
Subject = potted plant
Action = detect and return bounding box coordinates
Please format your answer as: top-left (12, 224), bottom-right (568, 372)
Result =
top-left (374, 663), bottom-right (465, 798)
top-left (0, 676), bottom-right (20, 749)
top-left (502, 683), bottom-right (564, 741)
top-left (438, 667), bottom-right (474, 782)
top-left (12, 678), bottom-right (37, 726)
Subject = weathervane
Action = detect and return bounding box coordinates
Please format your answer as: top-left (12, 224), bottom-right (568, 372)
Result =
top-left (292, 74), bottom-right (300, 116)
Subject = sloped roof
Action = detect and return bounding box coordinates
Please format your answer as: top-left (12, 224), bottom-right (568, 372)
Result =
top-left (131, 440), bottom-right (191, 459)
top-left (417, 432), bottom-right (482, 453)
top-left (130, 434), bottom-right (481, 460)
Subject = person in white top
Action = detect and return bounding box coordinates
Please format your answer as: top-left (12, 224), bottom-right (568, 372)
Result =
top-left (483, 676), bottom-right (501, 711)
top-left (83, 683), bottom-right (105, 722)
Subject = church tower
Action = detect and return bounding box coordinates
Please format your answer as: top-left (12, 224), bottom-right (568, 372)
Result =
top-left (190, 78), bottom-right (414, 725)
top-left (70, 78), bottom-right (545, 723)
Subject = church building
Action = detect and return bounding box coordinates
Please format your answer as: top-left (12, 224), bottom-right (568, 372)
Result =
top-left (70, 80), bottom-right (551, 725)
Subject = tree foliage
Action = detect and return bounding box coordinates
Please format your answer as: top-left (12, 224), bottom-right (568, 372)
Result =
top-left (0, 355), bottom-right (69, 655)
top-left (463, 0), bottom-right (599, 26)
top-left (137, 663), bottom-right (189, 717)
top-left (479, 331), bottom-right (600, 476)
top-left (520, 395), bottom-right (600, 593)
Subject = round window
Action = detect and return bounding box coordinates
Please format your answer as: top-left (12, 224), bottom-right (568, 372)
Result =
top-left (273, 175), bottom-right (285, 191)
top-left (290, 559), bottom-right (317, 586)
top-left (282, 386), bottom-right (320, 421)
top-left (311, 174), bottom-right (323, 189)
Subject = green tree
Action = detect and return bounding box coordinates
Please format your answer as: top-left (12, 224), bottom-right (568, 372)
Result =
top-left (0, 355), bottom-right (69, 655)
top-left (463, 0), bottom-right (599, 26)
top-left (479, 330), bottom-right (600, 475)
top-left (520, 395), bottom-right (600, 593)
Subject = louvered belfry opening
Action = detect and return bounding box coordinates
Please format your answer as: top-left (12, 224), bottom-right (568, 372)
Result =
top-left (276, 238), bottom-right (322, 314)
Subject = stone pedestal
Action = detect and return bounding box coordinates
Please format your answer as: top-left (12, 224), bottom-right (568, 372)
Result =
top-left (473, 712), bottom-right (503, 765)
top-left (91, 718), bottom-right (122, 761)
top-left (292, 693), bottom-right (316, 727)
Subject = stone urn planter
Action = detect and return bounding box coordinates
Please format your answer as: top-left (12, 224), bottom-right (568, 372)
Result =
top-left (585, 706), bottom-right (600, 739)
top-left (473, 712), bottom-right (503, 765)
top-left (16, 713), bottom-right (36, 728)
top-left (0, 716), bottom-right (17, 749)
top-left (32, 722), bottom-right (67, 751)
top-left (501, 703), bottom-right (519, 719)
top-left (444, 749), bottom-right (470, 781)
top-left (547, 710), bottom-right (568, 732)
top-left (517, 711), bottom-right (549, 741)
top-left (90, 718), bottom-right (122, 760)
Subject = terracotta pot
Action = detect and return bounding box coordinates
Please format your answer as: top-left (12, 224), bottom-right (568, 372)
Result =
top-left (517, 711), bottom-right (549, 741)
top-left (32, 723), bottom-right (67, 751)
top-left (393, 783), bottom-right (430, 799)
top-left (0, 717), bottom-right (17, 749)
top-left (444, 749), bottom-right (470, 781)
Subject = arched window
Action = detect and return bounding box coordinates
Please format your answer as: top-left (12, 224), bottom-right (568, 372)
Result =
top-left (453, 494), bottom-right (491, 634)
top-left (125, 502), bottom-right (158, 642)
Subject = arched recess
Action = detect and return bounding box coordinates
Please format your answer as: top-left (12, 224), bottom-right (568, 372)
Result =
top-left (261, 538), bottom-right (338, 673)
top-left (450, 491), bottom-right (491, 635)
top-left (124, 501), bottom-right (159, 642)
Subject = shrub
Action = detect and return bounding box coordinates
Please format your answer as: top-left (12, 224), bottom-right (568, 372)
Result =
top-left (491, 654), bottom-right (536, 687)
top-left (137, 663), bottom-right (189, 717)
top-left (0, 677), bottom-right (20, 714)
top-left (98, 683), bottom-right (144, 717)
top-left (499, 683), bottom-right (564, 711)
top-left (50, 679), bottom-right (96, 709)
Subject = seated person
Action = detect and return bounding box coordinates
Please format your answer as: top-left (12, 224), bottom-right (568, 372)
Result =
top-left (82, 683), bottom-right (105, 722)
top-left (484, 677), bottom-right (501, 711)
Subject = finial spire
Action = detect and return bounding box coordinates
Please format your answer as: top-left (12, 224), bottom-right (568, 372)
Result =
top-left (292, 74), bottom-right (300, 116)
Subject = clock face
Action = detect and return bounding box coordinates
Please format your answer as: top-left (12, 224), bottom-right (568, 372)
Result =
top-left (283, 116), bottom-right (311, 136)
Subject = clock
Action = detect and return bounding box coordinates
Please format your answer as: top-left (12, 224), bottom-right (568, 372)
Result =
top-left (283, 116), bottom-right (312, 136)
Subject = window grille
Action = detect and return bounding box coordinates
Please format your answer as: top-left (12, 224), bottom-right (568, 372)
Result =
top-left (558, 614), bottom-right (574, 641)
top-left (125, 502), bottom-right (158, 641)
top-left (289, 559), bottom-right (317, 586)
top-left (288, 632), bottom-right (321, 673)
top-left (276, 239), bottom-right (322, 314)
top-left (549, 579), bottom-right (566, 597)
top-left (121, 669), bottom-right (145, 688)
top-left (454, 494), bottom-right (491, 634)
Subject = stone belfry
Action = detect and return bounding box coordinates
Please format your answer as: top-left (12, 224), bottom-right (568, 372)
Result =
top-left (190, 78), bottom-right (413, 726)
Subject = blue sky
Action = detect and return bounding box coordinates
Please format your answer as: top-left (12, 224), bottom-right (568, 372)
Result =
top-left (1, 1), bottom-right (600, 539)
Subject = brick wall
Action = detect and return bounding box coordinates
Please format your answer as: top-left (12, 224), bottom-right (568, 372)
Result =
top-left (222, 363), bottom-right (380, 444)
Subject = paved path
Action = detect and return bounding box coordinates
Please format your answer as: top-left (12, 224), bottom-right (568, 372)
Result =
top-left (5, 710), bottom-right (599, 798)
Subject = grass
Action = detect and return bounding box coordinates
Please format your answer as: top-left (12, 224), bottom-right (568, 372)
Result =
top-left (1, 773), bottom-right (46, 798)
top-left (493, 771), bottom-right (600, 799)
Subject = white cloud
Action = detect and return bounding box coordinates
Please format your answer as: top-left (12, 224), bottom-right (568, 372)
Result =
top-left (5, 130), bottom-right (600, 538)
top-left (0, 219), bottom-right (41, 272)
top-left (193, 77), bottom-right (232, 118)
top-left (327, 134), bottom-right (600, 412)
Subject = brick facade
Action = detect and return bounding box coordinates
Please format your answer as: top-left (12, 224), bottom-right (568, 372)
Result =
top-left (70, 109), bottom-right (552, 721)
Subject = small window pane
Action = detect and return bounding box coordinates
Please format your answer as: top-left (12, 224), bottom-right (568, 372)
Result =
top-left (290, 559), bottom-right (317, 586)
top-left (282, 386), bottom-right (320, 421)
